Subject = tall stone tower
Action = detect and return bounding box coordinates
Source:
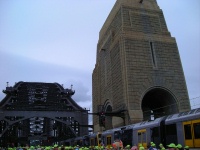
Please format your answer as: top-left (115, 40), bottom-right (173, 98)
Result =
top-left (92, 0), bottom-right (190, 132)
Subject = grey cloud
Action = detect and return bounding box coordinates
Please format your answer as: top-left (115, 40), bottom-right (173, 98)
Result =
top-left (0, 51), bottom-right (92, 107)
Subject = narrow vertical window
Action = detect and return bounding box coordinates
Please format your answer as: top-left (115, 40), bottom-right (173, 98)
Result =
top-left (150, 42), bottom-right (156, 68)
top-left (104, 56), bottom-right (107, 85)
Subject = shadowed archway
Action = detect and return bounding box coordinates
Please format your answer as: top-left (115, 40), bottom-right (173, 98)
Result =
top-left (105, 105), bottom-right (112, 130)
top-left (142, 87), bottom-right (178, 120)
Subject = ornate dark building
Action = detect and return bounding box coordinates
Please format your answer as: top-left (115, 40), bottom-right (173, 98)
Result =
top-left (92, 0), bottom-right (190, 132)
top-left (0, 82), bottom-right (89, 146)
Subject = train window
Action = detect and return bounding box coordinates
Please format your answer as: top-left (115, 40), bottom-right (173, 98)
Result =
top-left (189, 109), bottom-right (196, 114)
top-left (196, 108), bottom-right (200, 113)
top-left (166, 124), bottom-right (177, 135)
top-left (165, 124), bottom-right (177, 144)
top-left (151, 127), bottom-right (159, 137)
top-left (193, 123), bottom-right (200, 139)
top-left (167, 115), bottom-right (173, 119)
top-left (178, 112), bottom-right (189, 117)
top-left (138, 132), bottom-right (142, 143)
top-left (178, 112), bottom-right (184, 117)
top-left (114, 131), bottom-right (121, 140)
top-left (184, 124), bottom-right (192, 139)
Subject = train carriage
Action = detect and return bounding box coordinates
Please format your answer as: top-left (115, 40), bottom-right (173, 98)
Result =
top-left (118, 125), bottom-right (134, 147)
top-left (132, 117), bottom-right (165, 148)
top-left (101, 129), bottom-right (114, 148)
top-left (117, 117), bottom-right (166, 148)
top-left (60, 108), bottom-right (200, 149)
top-left (118, 108), bottom-right (200, 149)
top-left (102, 127), bottom-right (123, 148)
top-left (165, 108), bottom-right (200, 148)
top-left (89, 132), bottom-right (102, 147)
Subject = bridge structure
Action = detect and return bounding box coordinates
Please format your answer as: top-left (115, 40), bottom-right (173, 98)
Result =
top-left (0, 82), bottom-right (89, 146)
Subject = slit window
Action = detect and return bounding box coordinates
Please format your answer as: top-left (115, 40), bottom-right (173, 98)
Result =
top-left (150, 42), bottom-right (156, 67)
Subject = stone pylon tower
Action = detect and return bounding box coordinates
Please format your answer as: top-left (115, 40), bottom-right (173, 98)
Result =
top-left (92, 0), bottom-right (190, 132)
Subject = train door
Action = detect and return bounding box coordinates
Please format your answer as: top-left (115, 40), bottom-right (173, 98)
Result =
top-left (121, 129), bottom-right (133, 147)
top-left (106, 135), bottom-right (112, 148)
top-left (137, 129), bottom-right (147, 148)
top-left (79, 140), bottom-right (83, 147)
top-left (183, 119), bottom-right (200, 148)
top-left (151, 127), bottom-right (160, 146)
top-left (165, 124), bottom-right (178, 145)
top-left (97, 132), bottom-right (102, 146)
top-left (83, 136), bottom-right (90, 147)
top-left (90, 138), bottom-right (95, 148)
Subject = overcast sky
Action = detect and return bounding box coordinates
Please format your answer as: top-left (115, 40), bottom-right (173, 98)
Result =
top-left (0, 0), bottom-right (200, 115)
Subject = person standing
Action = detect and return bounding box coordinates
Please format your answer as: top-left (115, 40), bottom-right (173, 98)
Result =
top-left (176, 144), bottom-right (183, 150)
top-left (159, 144), bottom-right (165, 150)
top-left (184, 146), bottom-right (189, 150)
top-left (167, 143), bottom-right (176, 150)
top-left (151, 143), bottom-right (157, 150)
top-left (139, 144), bottom-right (144, 150)
top-left (130, 144), bottom-right (138, 150)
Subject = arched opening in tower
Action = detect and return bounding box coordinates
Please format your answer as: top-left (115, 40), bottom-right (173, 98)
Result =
top-left (142, 88), bottom-right (178, 121)
top-left (105, 105), bottom-right (113, 130)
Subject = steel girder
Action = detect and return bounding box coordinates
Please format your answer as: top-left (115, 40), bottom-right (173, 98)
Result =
top-left (0, 82), bottom-right (89, 146)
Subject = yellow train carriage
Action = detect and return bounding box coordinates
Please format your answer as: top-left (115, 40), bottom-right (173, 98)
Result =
top-left (183, 119), bottom-right (200, 148)
top-left (165, 109), bottom-right (200, 148)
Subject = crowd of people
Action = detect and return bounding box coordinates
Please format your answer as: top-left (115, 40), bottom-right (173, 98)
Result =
top-left (126, 142), bottom-right (190, 150)
top-left (111, 141), bottom-right (190, 150)
top-left (0, 142), bottom-right (191, 150)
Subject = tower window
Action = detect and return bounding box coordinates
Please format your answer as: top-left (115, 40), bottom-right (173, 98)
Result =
top-left (139, 0), bottom-right (143, 3)
top-left (150, 42), bottom-right (157, 68)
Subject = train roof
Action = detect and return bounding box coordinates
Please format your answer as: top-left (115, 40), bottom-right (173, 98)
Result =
top-left (102, 127), bottom-right (121, 135)
top-left (133, 116), bottom-right (165, 130)
top-left (89, 131), bottom-right (102, 138)
top-left (165, 108), bottom-right (200, 124)
top-left (102, 116), bottom-right (165, 134)
top-left (74, 136), bottom-right (84, 140)
top-left (102, 108), bottom-right (200, 134)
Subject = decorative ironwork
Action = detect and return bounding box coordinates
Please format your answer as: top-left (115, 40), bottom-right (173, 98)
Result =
top-left (0, 82), bottom-right (89, 146)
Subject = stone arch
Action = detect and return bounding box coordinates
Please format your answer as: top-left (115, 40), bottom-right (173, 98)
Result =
top-left (103, 100), bottom-right (113, 130)
top-left (141, 87), bottom-right (178, 120)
